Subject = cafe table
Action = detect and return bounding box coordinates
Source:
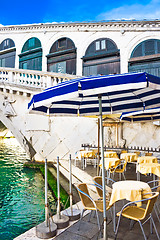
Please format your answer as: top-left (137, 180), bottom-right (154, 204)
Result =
top-left (109, 180), bottom-right (151, 206)
top-left (104, 151), bottom-right (118, 158)
top-left (137, 156), bottom-right (158, 164)
top-left (109, 180), bottom-right (151, 231)
top-left (99, 157), bottom-right (121, 171)
top-left (75, 150), bottom-right (97, 169)
top-left (120, 152), bottom-right (138, 162)
top-left (137, 162), bottom-right (160, 181)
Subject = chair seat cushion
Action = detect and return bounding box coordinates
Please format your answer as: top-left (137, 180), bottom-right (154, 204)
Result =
top-left (117, 206), bottom-right (145, 221)
top-left (95, 200), bottom-right (110, 212)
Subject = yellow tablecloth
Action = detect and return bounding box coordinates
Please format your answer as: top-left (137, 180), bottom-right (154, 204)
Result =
top-left (104, 151), bottom-right (118, 158)
top-left (137, 156), bottom-right (158, 164)
top-left (99, 158), bottom-right (121, 170)
top-left (137, 163), bottom-right (160, 177)
top-left (109, 180), bottom-right (151, 206)
top-left (120, 152), bottom-right (138, 162)
top-left (76, 150), bottom-right (96, 160)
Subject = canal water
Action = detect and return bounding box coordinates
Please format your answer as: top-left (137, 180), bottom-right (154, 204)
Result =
top-left (0, 138), bottom-right (56, 240)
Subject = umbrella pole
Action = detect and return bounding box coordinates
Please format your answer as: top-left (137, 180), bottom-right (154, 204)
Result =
top-left (97, 118), bottom-right (100, 176)
top-left (45, 158), bottom-right (49, 227)
top-left (57, 156), bottom-right (61, 218)
top-left (98, 95), bottom-right (108, 240)
top-left (69, 154), bottom-right (73, 214)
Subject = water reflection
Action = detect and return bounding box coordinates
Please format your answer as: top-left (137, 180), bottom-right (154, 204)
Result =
top-left (0, 138), bottom-right (56, 240)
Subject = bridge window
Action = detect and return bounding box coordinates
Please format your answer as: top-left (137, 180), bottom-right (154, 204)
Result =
top-left (0, 38), bottom-right (16, 68)
top-left (19, 37), bottom-right (42, 71)
top-left (82, 38), bottom-right (120, 76)
top-left (47, 37), bottom-right (76, 75)
top-left (58, 38), bottom-right (66, 49)
top-left (0, 58), bottom-right (5, 67)
top-left (28, 38), bottom-right (35, 48)
top-left (95, 39), bottom-right (106, 51)
top-left (0, 38), bottom-right (15, 51)
top-left (129, 39), bottom-right (160, 77)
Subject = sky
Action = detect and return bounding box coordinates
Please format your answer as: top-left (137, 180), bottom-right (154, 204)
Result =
top-left (1, 0), bottom-right (160, 26)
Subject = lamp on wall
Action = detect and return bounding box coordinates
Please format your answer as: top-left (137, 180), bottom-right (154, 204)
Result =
top-left (120, 29), bottom-right (125, 34)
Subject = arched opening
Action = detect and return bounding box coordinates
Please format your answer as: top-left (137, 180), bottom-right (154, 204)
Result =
top-left (19, 37), bottom-right (42, 71)
top-left (82, 38), bottom-right (120, 76)
top-left (128, 39), bottom-right (160, 77)
top-left (47, 37), bottom-right (76, 75)
top-left (0, 38), bottom-right (16, 68)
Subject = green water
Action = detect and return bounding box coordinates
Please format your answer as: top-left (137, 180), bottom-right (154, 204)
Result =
top-left (0, 138), bottom-right (56, 240)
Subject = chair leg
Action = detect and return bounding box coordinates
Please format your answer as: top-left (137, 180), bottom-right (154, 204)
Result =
top-left (88, 210), bottom-right (92, 222)
top-left (115, 215), bottom-right (121, 239)
top-left (155, 200), bottom-right (160, 214)
top-left (150, 217), bottom-right (153, 234)
top-left (138, 220), bottom-right (147, 240)
top-left (93, 210), bottom-right (96, 218)
top-left (151, 215), bottom-right (160, 240)
top-left (108, 170), bottom-right (111, 179)
top-left (113, 204), bottom-right (116, 233)
top-left (85, 158), bottom-right (87, 168)
top-left (154, 204), bottom-right (160, 223)
top-left (122, 172), bottom-right (126, 180)
top-left (129, 220), bottom-right (134, 230)
top-left (78, 208), bottom-right (85, 231)
top-left (95, 209), bottom-right (101, 231)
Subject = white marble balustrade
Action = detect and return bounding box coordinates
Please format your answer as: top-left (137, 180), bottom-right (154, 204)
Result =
top-left (0, 67), bottom-right (77, 90)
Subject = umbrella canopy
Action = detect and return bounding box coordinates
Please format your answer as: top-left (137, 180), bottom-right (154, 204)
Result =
top-left (28, 71), bottom-right (160, 240)
top-left (28, 72), bottom-right (160, 116)
top-left (120, 107), bottom-right (160, 122)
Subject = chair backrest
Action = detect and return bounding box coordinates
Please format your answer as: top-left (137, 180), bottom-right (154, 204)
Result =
top-left (93, 176), bottom-right (103, 198)
top-left (143, 192), bottom-right (159, 218)
top-left (147, 180), bottom-right (160, 192)
top-left (112, 160), bottom-right (127, 173)
top-left (92, 149), bottom-right (98, 153)
top-left (134, 151), bottom-right (141, 156)
top-left (77, 183), bottom-right (94, 209)
top-left (122, 161), bottom-right (127, 171)
top-left (93, 176), bottom-right (113, 197)
top-left (121, 150), bottom-right (127, 153)
top-left (145, 152), bottom-right (153, 156)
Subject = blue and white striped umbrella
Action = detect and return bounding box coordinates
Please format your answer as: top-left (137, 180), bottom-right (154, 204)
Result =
top-left (120, 107), bottom-right (160, 122)
top-left (28, 71), bottom-right (160, 240)
top-left (28, 72), bottom-right (160, 116)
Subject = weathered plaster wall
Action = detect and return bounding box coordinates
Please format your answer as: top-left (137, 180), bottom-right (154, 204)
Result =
top-left (123, 122), bottom-right (160, 149)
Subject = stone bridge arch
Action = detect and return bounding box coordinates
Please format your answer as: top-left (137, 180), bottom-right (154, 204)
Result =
top-left (0, 67), bottom-right (96, 161)
top-left (0, 89), bottom-right (37, 160)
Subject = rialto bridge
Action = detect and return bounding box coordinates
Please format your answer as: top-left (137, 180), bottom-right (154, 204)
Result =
top-left (1, 20), bottom-right (160, 160)
top-left (0, 67), bottom-right (160, 161)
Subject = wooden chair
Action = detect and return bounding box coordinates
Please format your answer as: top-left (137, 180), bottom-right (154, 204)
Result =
top-left (134, 151), bottom-right (141, 156)
top-left (115, 192), bottom-right (159, 240)
top-left (145, 152), bottom-right (153, 156)
top-left (121, 150), bottom-right (127, 153)
top-left (147, 180), bottom-right (160, 223)
top-left (76, 183), bottom-right (111, 231)
top-left (93, 176), bottom-right (115, 200)
top-left (109, 161), bottom-right (127, 180)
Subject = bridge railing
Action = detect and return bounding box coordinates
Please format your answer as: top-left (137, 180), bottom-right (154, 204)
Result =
top-left (0, 67), bottom-right (78, 90)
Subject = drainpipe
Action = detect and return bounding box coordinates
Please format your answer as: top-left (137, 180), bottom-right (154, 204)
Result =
top-left (119, 122), bottom-right (126, 147)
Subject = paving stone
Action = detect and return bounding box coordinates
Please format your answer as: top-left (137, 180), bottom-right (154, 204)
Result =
top-left (54, 230), bottom-right (89, 240)
top-left (65, 219), bottom-right (100, 239)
